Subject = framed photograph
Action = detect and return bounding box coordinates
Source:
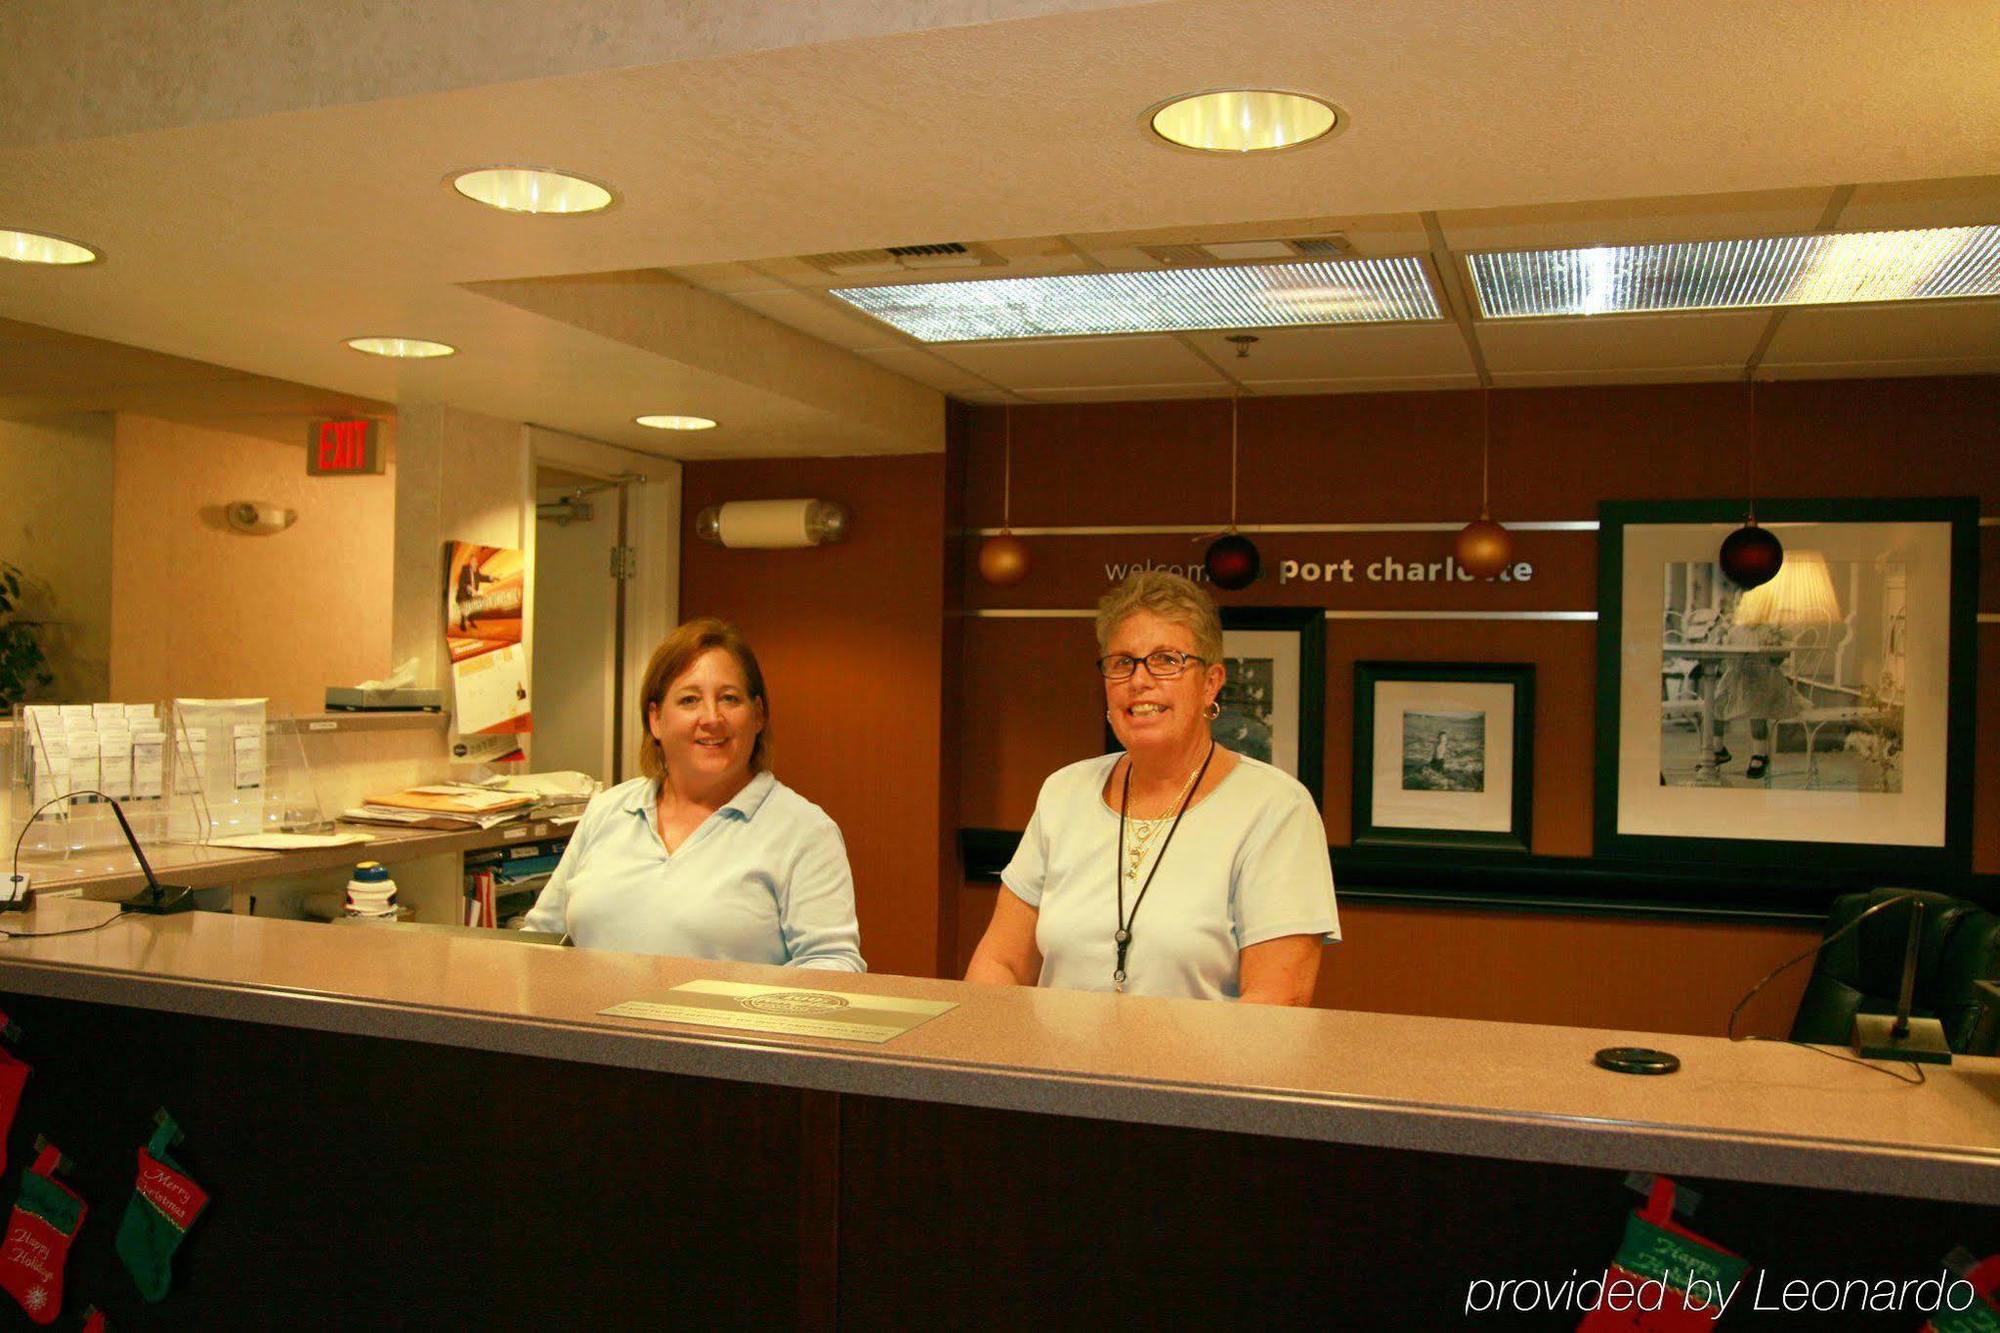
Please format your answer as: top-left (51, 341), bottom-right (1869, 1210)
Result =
top-left (1594, 498), bottom-right (1979, 874)
top-left (1352, 662), bottom-right (1534, 852)
top-left (1106, 606), bottom-right (1324, 805)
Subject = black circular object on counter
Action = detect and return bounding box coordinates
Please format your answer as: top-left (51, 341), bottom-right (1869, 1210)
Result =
top-left (1594, 1046), bottom-right (1681, 1075)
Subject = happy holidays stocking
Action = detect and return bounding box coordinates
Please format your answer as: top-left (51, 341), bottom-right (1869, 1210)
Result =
top-left (0, 1145), bottom-right (85, 1325)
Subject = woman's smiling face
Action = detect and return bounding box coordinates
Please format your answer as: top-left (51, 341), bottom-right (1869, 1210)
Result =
top-left (1101, 610), bottom-right (1222, 757)
top-left (648, 647), bottom-right (765, 789)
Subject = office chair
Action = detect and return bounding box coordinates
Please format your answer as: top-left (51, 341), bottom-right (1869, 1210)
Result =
top-left (1789, 888), bottom-right (2000, 1055)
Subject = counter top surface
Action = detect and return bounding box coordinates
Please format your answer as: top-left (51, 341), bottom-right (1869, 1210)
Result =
top-left (0, 899), bottom-right (1993, 1204)
top-left (12, 818), bottom-right (571, 895)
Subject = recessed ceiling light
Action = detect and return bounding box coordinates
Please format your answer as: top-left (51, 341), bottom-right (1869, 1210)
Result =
top-left (635, 415), bottom-right (717, 431)
top-left (344, 336), bottom-right (457, 358)
top-left (1468, 226), bottom-right (2000, 319)
top-left (449, 167), bottom-right (614, 215)
top-left (0, 228), bottom-right (99, 265)
top-left (830, 257), bottom-right (1440, 342)
top-left (1148, 90), bottom-right (1339, 153)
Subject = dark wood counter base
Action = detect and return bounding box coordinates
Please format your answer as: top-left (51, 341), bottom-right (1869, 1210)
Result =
top-left (3, 992), bottom-right (1990, 1328)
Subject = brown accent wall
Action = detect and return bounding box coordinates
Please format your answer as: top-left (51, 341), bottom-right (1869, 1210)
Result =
top-left (679, 454), bottom-right (949, 981)
top-left (686, 376), bottom-right (1998, 1037)
top-left (953, 377), bottom-right (1998, 1034)
top-left (959, 378), bottom-right (2000, 859)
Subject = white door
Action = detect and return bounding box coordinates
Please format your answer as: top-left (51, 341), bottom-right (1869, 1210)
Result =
top-left (532, 471), bottom-right (620, 782)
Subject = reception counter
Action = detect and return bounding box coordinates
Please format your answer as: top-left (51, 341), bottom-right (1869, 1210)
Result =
top-left (0, 899), bottom-right (1993, 1325)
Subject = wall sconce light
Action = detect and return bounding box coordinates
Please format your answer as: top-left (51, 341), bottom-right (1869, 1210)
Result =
top-left (225, 501), bottom-right (298, 535)
top-left (694, 499), bottom-right (849, 549)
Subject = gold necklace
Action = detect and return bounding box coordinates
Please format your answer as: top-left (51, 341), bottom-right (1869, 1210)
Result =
top-left (1121, 755), bottom-right (1205, 883)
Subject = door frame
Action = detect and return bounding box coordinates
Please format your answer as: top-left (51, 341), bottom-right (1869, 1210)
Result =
top-left (528, 427), bottom-right (681, 783)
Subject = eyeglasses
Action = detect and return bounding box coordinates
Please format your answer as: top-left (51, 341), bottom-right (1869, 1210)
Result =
top-left (1096, 650), bottom-right (1207, 680)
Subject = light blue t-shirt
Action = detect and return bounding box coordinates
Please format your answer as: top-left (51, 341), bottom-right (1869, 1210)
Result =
top-left (1002, 753), bottom-right (1338, 1000)
top-left (523, 771), bottom-right (865, 971)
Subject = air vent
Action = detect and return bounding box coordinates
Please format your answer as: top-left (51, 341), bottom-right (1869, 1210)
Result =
top-left (801, 242), bottom-right (1003, 277)
top-left (1137, 234), bottom-right (1354, 266)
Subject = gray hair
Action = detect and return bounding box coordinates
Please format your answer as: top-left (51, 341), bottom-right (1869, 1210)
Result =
top-left (1094, 570), bottom-right (1224, 663)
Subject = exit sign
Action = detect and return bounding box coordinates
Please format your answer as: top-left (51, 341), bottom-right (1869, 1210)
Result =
top-left (307, 419), bottom-right (382, 475)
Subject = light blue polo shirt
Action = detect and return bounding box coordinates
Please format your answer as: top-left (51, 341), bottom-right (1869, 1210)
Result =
top-left (522, 771), bottom-right (865, 971)
top-left (1002, 754), bottom-right (1338, 1000)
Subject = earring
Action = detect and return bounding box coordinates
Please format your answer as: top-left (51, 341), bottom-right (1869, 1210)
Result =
top-left (1106, 709), bottom-right (1113, 723)
top-left (1203, 700), bottom-right (1221, 720)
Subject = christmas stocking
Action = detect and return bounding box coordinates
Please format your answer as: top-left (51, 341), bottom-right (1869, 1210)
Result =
top-left (0, 1015), bottom-right (28, 1178)
top-left (116, 1115), bottom-right (209, 1302)
top-left (0, 1145), bottom-right (85, 1325)
top-left (1925, 1254), bottom-right (2000, 1333)
top-left (1577, 1177), bottom-right (1750, 1332)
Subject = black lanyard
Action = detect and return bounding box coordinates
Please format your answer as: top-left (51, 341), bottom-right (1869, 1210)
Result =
top-left (1113, 742), bottom-right (1215, 991)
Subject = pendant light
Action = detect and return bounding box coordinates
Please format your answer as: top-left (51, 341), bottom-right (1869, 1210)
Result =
top-left (976, 406), bottom-right (1031, 586)
top-left (1454, 387), bottom-right (1513, 579)
top-left (1203, 394), bottom-right (1261, 590)
top-left (1718, 380), bottom-right (1783, 590)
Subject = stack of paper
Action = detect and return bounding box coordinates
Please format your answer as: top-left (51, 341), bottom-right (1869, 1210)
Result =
top-left (478, 771), bottom-right (602, 826)
top-left (342, 784), bottom-right (536, 831)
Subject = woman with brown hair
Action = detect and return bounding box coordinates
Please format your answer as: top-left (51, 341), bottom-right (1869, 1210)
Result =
top-left (523, 617), bottom-right (864, 970)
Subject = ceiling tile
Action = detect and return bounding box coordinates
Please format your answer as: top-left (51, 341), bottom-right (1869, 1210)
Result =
top-left (938, 335), bottom-right (1224, 390)
top-left (855, 344), bottom-right (996, 394)
top-left (1438, 188), bottom-right (1832, 252)
top-left (670, 262), bottom-right (789, 296)
top-left (1020, 382), bottom-right (1230, 402)
top-left (1761, 297), bottom-right (2000, 366)
top-left (1759, 356), bottom-right (2000, 380)
top-left (730, 288), bottom-right (904, 350)
top-left (1488, 365), bottom-right (1746, 387)
top-left (1478, 310), bottom-right (1769, 373)
top-left (1190, 323), bottom-right (1474, 382)
top-left (1251, 373), bottom-right (1482, 395)
top-left (1838, 177), bottom-right (2000, 231)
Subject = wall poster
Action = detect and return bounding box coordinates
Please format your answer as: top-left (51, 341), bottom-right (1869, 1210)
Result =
top-left (445, 541), bottom-right (529, 761)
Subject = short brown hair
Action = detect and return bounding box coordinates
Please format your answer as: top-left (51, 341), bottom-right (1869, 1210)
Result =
top-left (636, 617), bottom-right (770, 781)
top-left (1094, 570), bottom-right (1224, 663)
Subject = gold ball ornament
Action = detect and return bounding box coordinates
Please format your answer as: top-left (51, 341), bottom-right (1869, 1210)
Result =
top-left (977, 533), bottom-right (1031, 586)
top-left (1454, 518), bottom-right (1514, 579)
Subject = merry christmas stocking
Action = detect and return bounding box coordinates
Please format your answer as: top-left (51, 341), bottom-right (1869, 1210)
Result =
top-left (1577, 1177), bottom-right (1750, 1332)
top-left (0, 1145), bottom-right (86, 1325)
top-left (116, 1115), bottom-right (209, 1302)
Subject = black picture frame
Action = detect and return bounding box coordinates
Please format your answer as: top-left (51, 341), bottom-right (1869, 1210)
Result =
top-left (1351, 661), bottom-right (1535, 853)
top-left (1104, 606), bottom-right (1325, 806)
top-left (1593, 497), bottom-right (1979, 876)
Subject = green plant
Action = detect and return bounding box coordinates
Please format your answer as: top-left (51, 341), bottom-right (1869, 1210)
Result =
top-left (0, 562), bottom-right (54, 712)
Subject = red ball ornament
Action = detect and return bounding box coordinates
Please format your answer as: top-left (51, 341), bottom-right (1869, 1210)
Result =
top-left (1454, 518), bottom-right (1513, 579)
top-left (977, 533), bottom-right (1031, 587)
top-left (1719, 523), bottom-right (1784, 590)
top-left (1204, 533), bottom-right (1261, 591)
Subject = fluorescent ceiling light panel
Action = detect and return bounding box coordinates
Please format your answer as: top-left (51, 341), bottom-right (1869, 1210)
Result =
top-left (830, 257), bottom-right (1440, 342)
top-left (1468, 226), bottom-right (2000, 319)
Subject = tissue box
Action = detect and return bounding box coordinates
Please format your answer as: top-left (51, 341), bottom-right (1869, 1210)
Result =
top-left (325, 687), bottom-right (446, 712)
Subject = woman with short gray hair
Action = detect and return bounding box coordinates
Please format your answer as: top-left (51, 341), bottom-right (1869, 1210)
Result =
top-left (966, 571), bottom-right (1338, 1003)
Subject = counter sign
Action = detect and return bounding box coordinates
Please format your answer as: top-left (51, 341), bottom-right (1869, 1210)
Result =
top-left (308, 418), bottom-right (382, 475)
